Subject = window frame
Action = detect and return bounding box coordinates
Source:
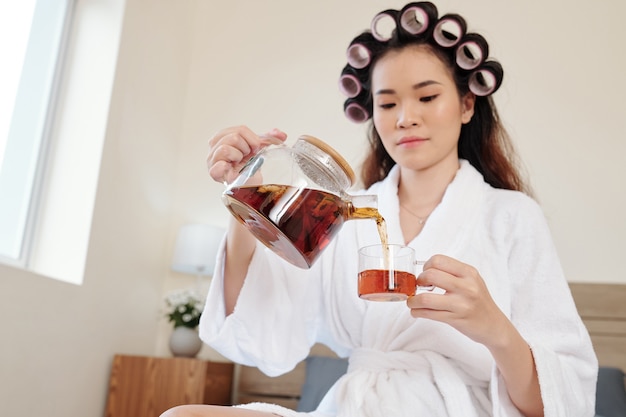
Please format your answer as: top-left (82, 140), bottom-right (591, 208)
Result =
top-left (0, 0), bottom-right (75, 266)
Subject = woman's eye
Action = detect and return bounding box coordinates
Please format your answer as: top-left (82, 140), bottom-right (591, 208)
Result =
top-left (379, 103), bottom-right (396, 109)
top-left (420, 95), bottom-right (438, 103)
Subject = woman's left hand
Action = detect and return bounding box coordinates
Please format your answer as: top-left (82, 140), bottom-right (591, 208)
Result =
top-left (409, 254), bottom-right (544, 416)
top-left (407, 254), bottom-right (510, 347)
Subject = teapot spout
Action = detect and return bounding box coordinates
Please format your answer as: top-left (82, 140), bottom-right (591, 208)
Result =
top-left (345, 194), bottom-right (380, 220)
top-left (346, 194), bottom-right (389, 248)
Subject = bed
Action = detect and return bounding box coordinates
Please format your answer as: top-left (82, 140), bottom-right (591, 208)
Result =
top-left (232, 283), bottom-right (626, 416)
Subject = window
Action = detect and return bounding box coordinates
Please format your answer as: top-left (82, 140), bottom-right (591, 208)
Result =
top-left (0, 1), bottom-right (74, 264)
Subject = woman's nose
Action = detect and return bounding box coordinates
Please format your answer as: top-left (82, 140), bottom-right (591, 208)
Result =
top-left (396, 105), bottom-right (421, 128)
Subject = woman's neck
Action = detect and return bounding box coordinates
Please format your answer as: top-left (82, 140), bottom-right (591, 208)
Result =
top-left (397, 158), bottom-right (460, 211)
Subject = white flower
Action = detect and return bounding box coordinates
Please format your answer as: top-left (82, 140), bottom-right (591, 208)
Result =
top-left (164, 288), bottom-right (206, 329)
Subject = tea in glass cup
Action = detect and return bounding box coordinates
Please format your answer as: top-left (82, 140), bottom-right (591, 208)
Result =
top-left (358, 244), bottom-right (427, 302)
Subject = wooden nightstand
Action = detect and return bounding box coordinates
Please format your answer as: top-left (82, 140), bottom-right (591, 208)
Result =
top-left (104, 354), bottom-right (234, 417)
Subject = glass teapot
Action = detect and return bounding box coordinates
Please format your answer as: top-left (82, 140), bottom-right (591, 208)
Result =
top-left (222, 135), bottom-right (382, 269)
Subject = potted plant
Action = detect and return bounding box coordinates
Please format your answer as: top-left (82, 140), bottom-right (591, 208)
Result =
top-left (164, 288), bottom-right (205, 357)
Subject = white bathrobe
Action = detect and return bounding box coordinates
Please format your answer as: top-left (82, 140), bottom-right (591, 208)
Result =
top-left (200, 160), bottom-right (598, 417)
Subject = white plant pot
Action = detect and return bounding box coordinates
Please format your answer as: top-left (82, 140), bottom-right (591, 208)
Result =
top-left (168, 326), bottom-right (203, 358)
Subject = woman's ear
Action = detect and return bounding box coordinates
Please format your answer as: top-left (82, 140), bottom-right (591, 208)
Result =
top-left (461, 92), bottom-right (476, 124)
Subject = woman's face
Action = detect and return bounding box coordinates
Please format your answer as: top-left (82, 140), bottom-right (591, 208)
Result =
top-left (371, 44), bottom-right (475, 173)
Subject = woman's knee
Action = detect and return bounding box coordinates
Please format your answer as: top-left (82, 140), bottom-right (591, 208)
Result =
top-left (159, 404), bottom-right (218, 417)
top-left (160, 404), bottom-right (269, 417)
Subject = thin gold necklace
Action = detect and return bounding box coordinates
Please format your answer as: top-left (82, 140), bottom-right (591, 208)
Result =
top-left (400, 203), bottom-right (431, 225)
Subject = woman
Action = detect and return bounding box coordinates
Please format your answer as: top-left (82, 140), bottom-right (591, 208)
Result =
top-left (163, 2), bottom-right (597, 416)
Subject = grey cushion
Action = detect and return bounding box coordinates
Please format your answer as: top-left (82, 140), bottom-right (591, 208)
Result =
top-left (297, 356), bottom-right (349, 412)
top-left (596, 366), bottom-right (626, 417)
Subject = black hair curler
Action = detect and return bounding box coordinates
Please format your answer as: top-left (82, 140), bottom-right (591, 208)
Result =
top-left (433, 14), bottom-right (466, 48)
top-left (339, 65), bottom-right (369, 98)
top-left (346, 32), bottom-right (380, 69)
top-left (398, 2), bottom-right (438, 38)
top-left (347, 43), bottom-right (372, 69)
top-left (456, 33), bottom-right (489, 70)
top-left (370, 9), bottom-right (399, 42)
top-left (469, 61), bottom-right (503, 96)
top-left (344, 99), bottom-right (370, 123)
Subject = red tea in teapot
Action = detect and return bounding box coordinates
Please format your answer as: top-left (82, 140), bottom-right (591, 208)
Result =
top-left (223, 184), bottom-right (386, 269)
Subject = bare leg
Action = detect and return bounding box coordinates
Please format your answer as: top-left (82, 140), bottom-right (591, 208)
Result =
top-left (160, 404), bottom-right (280, 417)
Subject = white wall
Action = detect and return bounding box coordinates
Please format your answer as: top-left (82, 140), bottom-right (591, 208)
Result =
top-left (0, 1), bottom-right (624, 417)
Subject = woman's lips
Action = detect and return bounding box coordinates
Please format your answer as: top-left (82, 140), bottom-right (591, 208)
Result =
top-left (397, 136), bottom-right (427, 146)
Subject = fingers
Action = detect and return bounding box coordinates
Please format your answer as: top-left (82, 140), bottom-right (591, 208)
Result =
top-left (206, 126), bottom-right (287, 183)
top-left (417, 254), bottom-right (478, 293)
top-left (408, 254), bottom-right (478, 313)
top-left (423, 254), bottom-right (474, 279)
top-left (263, 127), bottom-right (288, 142)
top-left (408, 299), bottom-right (455, 320)
top-left (407, 290), bottom-right (453, 312)
top-left (207, 125), bottom-right (256, 161)
top-left (208, 160), bottom-right (237, 184)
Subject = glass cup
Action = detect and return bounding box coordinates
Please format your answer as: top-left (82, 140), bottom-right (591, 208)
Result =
top-left (358, 244), bottom-right (432, 302)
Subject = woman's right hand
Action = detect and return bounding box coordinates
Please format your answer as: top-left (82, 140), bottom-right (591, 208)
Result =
top-left (206, 125), bottom-right (287, 184)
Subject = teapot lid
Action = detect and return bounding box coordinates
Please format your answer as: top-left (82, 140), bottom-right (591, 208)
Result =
top-left (296, 135), bottom-right (356, 187)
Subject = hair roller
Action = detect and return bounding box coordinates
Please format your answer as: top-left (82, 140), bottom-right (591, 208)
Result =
top-left (371, 9), bottom-right (399, 42)
top-left (346, 32), bottom-right (380, 69)
top-left (456, 33), bottom-right (489, 70)
top-left (339, 73), bottom-right (361, 98)
top-left (433, 14), bottom-right (466, 48)
top-left (339, 66), bottom-right (367, 98)
top-left (468, 61), bottom-right (503, 96)
top-left (344, 100), bottom-right (370, 123)
top-left (347, 43), bottom-right (371, 69)
top-left (398, 2), bottom-right (438, 37)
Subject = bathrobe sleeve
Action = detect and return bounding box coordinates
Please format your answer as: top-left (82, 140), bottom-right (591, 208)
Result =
top-left (199, 239), bottom-right (325, 376)
top-left (489, 193), bottom-right (598, 417)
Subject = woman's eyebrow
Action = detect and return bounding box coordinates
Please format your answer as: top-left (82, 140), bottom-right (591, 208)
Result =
top-left (375, 80), bottom-right (442, 95)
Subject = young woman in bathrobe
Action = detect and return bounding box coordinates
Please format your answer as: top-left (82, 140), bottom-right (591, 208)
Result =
top-left (162, 2), bottom-right (597, 417)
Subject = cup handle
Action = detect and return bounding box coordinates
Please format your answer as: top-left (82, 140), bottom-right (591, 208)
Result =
top-left (415, 260), bottom-right (435, 292)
